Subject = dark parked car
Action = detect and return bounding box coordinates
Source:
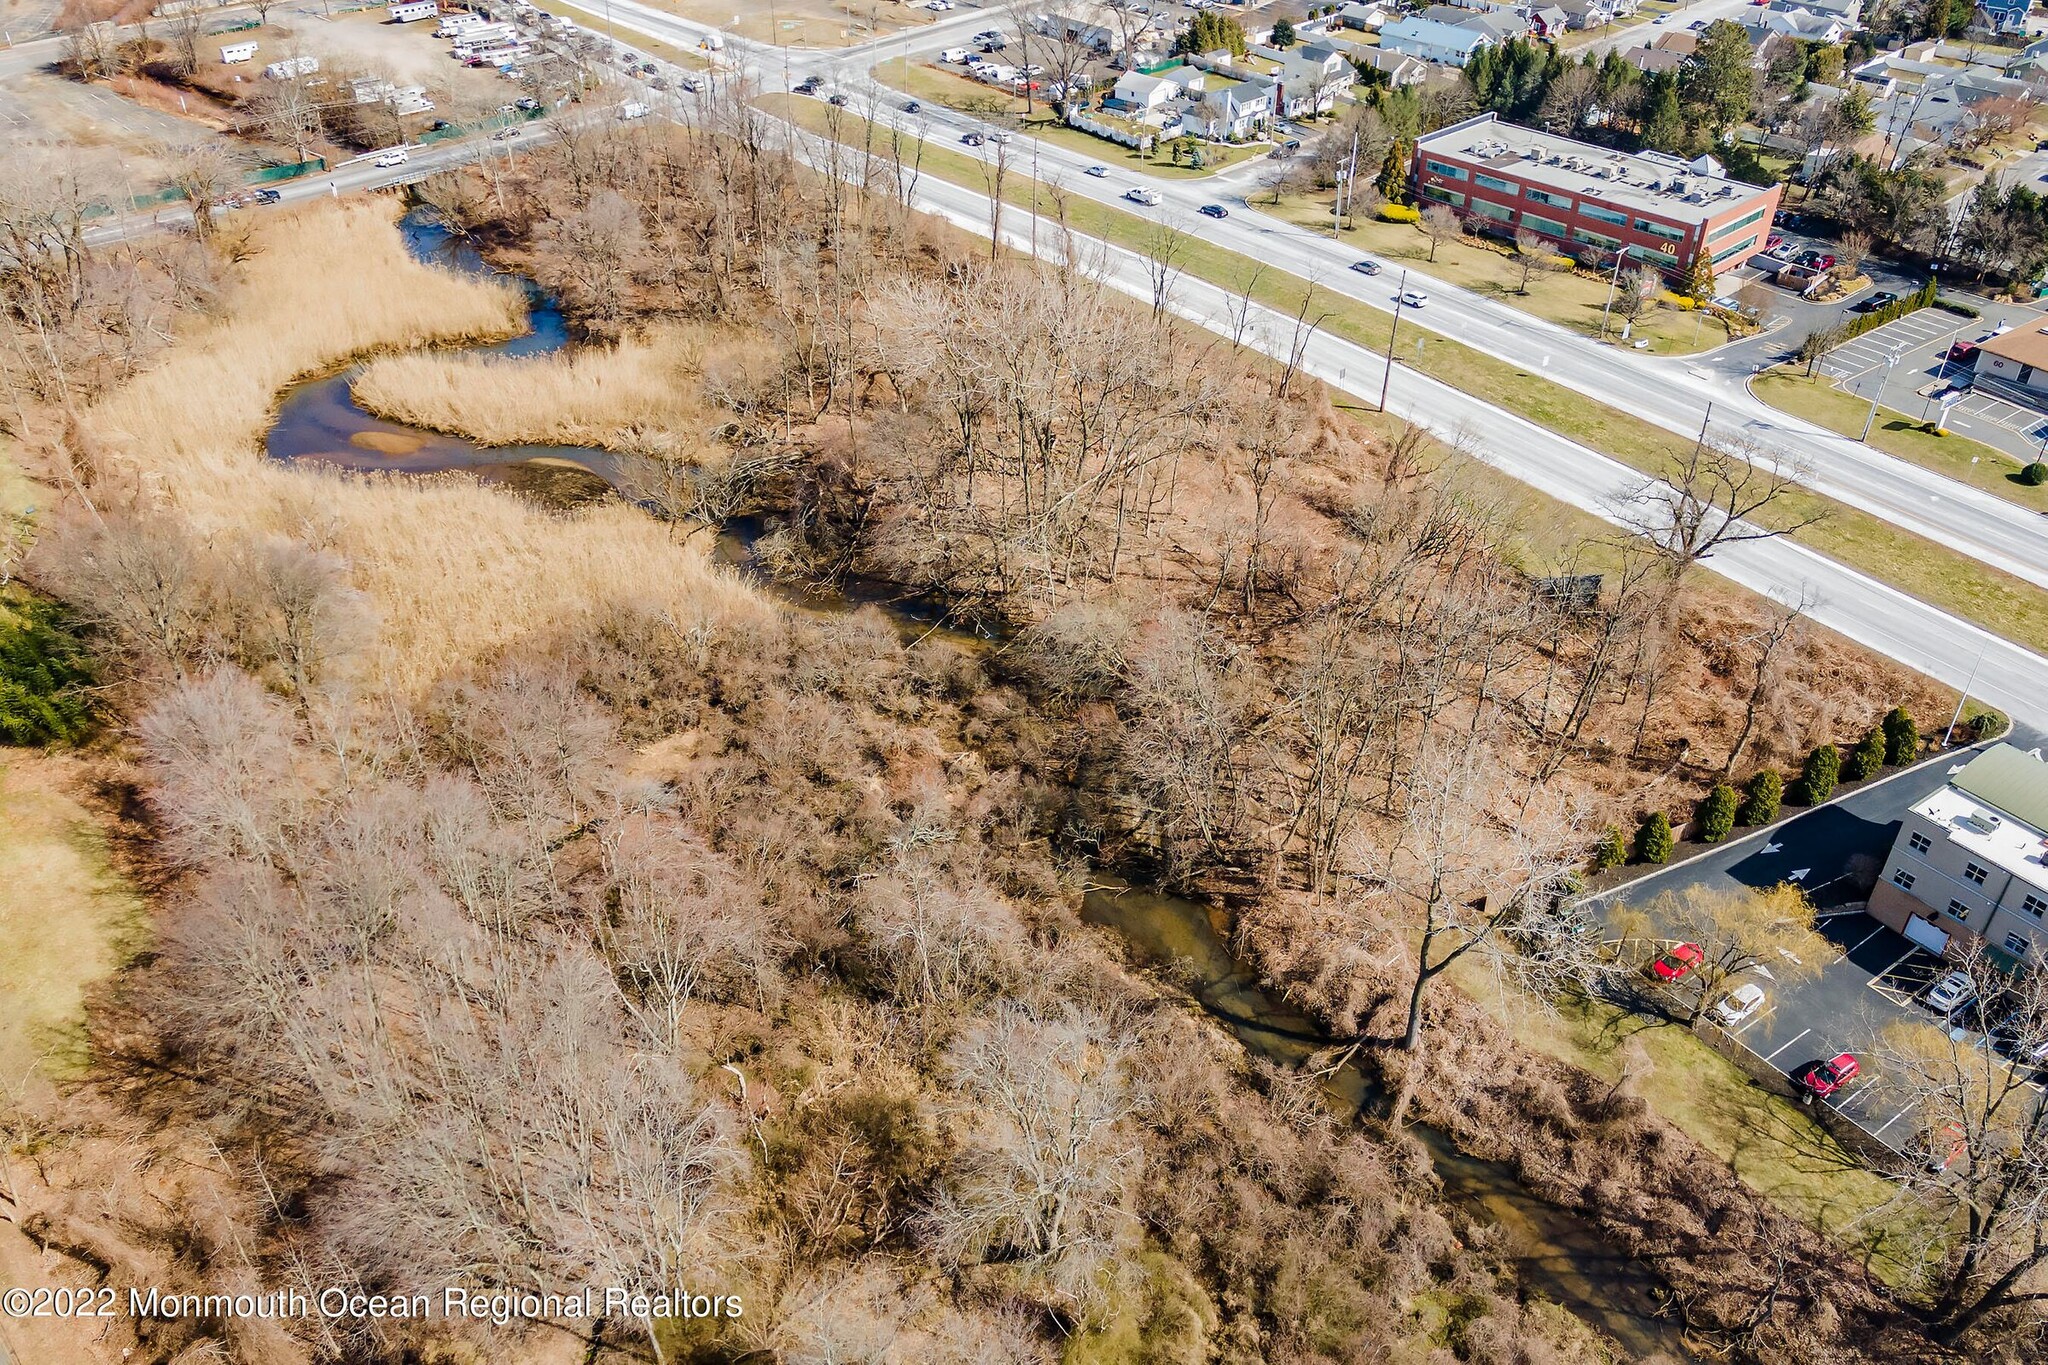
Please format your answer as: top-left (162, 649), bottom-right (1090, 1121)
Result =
top-left (252, 188), bottom-right (282, 205)
top-left (1197, 203), bottom-right (1228, 218)
top-left (1853, 290), bottom-right (1899, 312)
top-left (793, 76), bottom-right (823, 95)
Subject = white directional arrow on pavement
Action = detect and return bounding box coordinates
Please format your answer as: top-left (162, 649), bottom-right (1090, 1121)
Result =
top-left (1788, 868), bottom-right (1811, 882)
top-left (1950, 763), bottom-right (1967, 775)
top-left (1763, 842), bottom-right (1783, 855)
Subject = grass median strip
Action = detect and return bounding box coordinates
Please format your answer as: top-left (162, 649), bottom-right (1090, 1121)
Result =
top-left (1751, 369), bottom-right (2048, 515)
top-left (776, 97), bottom-right (2048, 656)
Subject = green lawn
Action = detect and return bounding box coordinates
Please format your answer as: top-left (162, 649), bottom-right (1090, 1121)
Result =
top-left (774, 96), bottom-right (2048, 658)
top-left (1557, 0), bottom-right (1685, 49)
top-left (1752, 368), bottom-right (2048, 515)
top-left (873, 56), bottom-right (1028, 116)
top-left (1268, 193), bottom-right (1732, 356)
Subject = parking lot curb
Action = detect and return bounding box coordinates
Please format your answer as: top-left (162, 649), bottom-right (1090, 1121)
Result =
top-left (1576, 737), bottom-right (1999, 909)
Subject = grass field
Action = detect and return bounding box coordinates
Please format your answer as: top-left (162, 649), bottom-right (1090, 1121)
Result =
top-left (1752, 368), bottom-right (2048, 515)
top-left (0, 752), bottom-right (143, 1088)
top-left (771, 96), bottom-right (2048, 658)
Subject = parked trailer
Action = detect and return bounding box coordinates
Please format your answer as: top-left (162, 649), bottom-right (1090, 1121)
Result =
top-left (464, 41), bottom-right (528, 64)
top-left (389, 0), bottom-right (438, 21)
top-left (451, 24), bottom-right (516, 51)
top-left (262, 55), bottom-right (320, 79)
top-left (219, 40), bottom-right (258, 63)
top-left (436, 13), bottom-right (486, 35)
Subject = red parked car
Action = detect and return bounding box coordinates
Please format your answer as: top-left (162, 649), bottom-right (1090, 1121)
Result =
top-left (1649, 942), bottom-right (1704, 982)
top-left (1800, 1053), bottom-right (1861, 1099)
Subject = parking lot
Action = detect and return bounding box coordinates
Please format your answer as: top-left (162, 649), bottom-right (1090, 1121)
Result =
top-left (1590, 727), bottom-right (2048, 1155)
top-left (1812, 307), bottom-right (2048, 457)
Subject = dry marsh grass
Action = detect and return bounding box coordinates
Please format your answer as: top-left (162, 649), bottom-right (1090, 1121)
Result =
top-left (352, 323), bottom-right (777, 459)
top-left (71, 200), bottom-right (770, 695)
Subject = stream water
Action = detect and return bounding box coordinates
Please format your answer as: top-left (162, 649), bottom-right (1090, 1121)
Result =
top-left (261, 210), bottom-right (1694, 1363)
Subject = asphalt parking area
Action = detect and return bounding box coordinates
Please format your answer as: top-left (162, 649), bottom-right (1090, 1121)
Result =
top-left (1868, 944), bottom-right (1942, 1008)
top-left (1945, 389), bottom-right (2048, 439)
top-left (1821, 310), bottom-right (1956, 382)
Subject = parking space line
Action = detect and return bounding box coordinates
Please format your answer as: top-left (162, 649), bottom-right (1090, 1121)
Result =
top-left (1732, 1008), bottom-right (1774, 1037)
top-left (1872, 1103), bottom-right (1917, 1138)
top-left (1833, 923), bottom-right (1888, 964)
top-left (1763, 1028), bottom-right (1811, 1063)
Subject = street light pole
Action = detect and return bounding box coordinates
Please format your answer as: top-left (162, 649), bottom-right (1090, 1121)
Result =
top-left (1860, 348), bottom-right (1902, 442)
top-left (1598, 245), bottom-right (1627, 341)
top-left (1379, 268), bottom-right (1407, 412)
top-left (1945, 645), bottom-right (1986, 747)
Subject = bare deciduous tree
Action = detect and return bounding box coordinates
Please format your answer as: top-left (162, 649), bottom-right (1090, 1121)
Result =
top-left (1420, 204), bottom-right (1463, 263)
top-left (1617, 430), bottom-right (1825, 570)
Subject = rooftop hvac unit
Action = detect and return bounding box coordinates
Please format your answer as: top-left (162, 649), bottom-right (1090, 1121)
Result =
top-left (1645, 179), bottom-right (1663, 191)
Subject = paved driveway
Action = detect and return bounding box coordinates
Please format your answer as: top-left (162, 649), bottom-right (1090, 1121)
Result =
top-left (1586, 723), bottom-right (2048, 1152)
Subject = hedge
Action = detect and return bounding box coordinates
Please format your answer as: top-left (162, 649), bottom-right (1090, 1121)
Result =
top-left (1795, 744), bottom-right (1842, 806)
top-left (1378, 204), bottom-right (1420, 223)
top-left (1696, 784), bottom-right (1739, 843)
top-left (1836, 278), bottom-right (1937, 343)
top-left (2021, 462), bottom-right (2048, 487)
top-left (1846, 729), bottom-right (1886, 782)
top-left (1933, 296), bottom-right (1980, 317)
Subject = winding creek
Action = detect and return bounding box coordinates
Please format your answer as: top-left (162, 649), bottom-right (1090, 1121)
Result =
top-left (263, 211), bottom-right (1694, 1362)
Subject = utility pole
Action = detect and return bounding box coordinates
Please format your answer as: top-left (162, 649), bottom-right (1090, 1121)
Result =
top-left (1379, 268), bottom-right (1407, 412)
top-left (1332, 125), bottom-right (1357, 237)
top-left (1860, 348), bottom-right (1902, 442)
top-left (1945, 645), bottom-right (1986, 746)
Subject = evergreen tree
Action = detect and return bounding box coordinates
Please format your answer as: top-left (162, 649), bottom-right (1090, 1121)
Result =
top-left (1593, 825), bottom-right (1627, 872)
top-left (1795, 744), bottom-right (1841, 805)
top-left (1376, 139), bottom-right (1410, 205)
top-left (1697, 784), bottom-right (1739, 843)
top-left (1736, 770), bottom-right (1783, 826)
top-left (1175, 11), bottom-right (1250, 56)
top-left (1636, 810), bottom-right (1676, 865)
top-left (1883, 706), bottom-right (1919, 765)
top-left (1846, 729), bottom-right (1887, 781)
top-left (1270, 16), bottom-right (1296, 47)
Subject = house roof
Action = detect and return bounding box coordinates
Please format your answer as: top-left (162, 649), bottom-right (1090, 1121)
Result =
top-left (1624, 46), bottom-right (1685, 72)
top-left (1978, 322), bottom-right (2048, 373)
top-left (1651, 29), bottom-right (1699, 53)
top-left (1382, 14), bottom-right (1493, 50)
top-left (1423, 3), bottom-right (1528, 36)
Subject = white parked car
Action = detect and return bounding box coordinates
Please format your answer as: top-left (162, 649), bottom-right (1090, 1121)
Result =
top-left (1710, 983), bottom-right (1766, 1027)
top-left (1926, 970), bottom-right (1978, 1015)
top-left (373, 148), bottom-right (410, 168)
top-left (1124, 187), bottom-right (1161, 206)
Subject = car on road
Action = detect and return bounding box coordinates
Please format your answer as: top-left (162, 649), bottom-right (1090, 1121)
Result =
top-left (974, 29), bottom-right (1003, 42)
top-left (1197, 203), bottom-right (1228, 218)
top-left (794, 76), bottom-right (823, 95)
top-left (373, 148), bottom-right (410, 168)
top-left (961, 132), bottom-right (985, 146)
top-left (1799, 1052), bottom-right (1861, 1099)
top-left (904, 100), bottom-right (922, 113)
top-left (827, 92), bottom-right (849, 106)
top-left (988, 130), bottom-right (1013, 143)
top-left (1852, 290), bottom-right (1899, 313)
top-left (252, 188), bottom-right (282, 205)
top-left (1085, 164), bottom-right (1109, 177)
top-left (1125, 187), bottom-right (1162, 206)
top-left (1350, 259), bottom-right (1381, 276)
top-left (1710, 983), bottom-right (1766, 1027)
top-left (1925, 970), bottom-right (1979, 1015)
top-left (493, 126), bottom-right (521, 140)
top-left (1688, 17), bottom-right (1707, 27)
top-left (1649, 942), bottom-right (1704, 982)
top-left (1398, 289), bottom-right (1429, 309)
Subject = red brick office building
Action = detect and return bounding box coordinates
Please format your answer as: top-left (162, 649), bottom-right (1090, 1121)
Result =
top-left (1410, 113), bottom-right (1783, 280)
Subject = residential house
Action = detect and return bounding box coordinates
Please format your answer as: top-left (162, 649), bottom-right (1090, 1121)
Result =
top-left (1750, 31), bottom-right (1804, 73)
top-left (1336, 0), bottom-right (1394, 30)
top-left (1651, 28), bottom-right (1699, 55)
top-left (1768, 0), bottom-right (1860, 22)
top-left (1174, 73), bottom-right (1275, 138)
top-left (1556, 0), bottom-right (1617, 30)
top-left (1526, 5), bottom-right (1570, 38)
top-left (1972, 0), bottom-right (2032, 33)
top-left (1353, 45), bottom-right (1430, 86)
top-left (1973, 322), bottom-right (2048, 411)
top-left (1422, 2), bottom-right (1532, 40)
top-left (1748, 7), bottom-right (1849, 43)
top-left (1271, 42), bottom-right (1353, 117)
top-left (1034, 9), bottom-right (1119, 52)
top-left (1380, 13), bottom-right (1496, 63)
top-left (1107, 66), bottom-right (1200, 114)
top-left (1622, 44), bottom-right (1686, 73)
top-left (1870, 744), bottom-right (2048, 965)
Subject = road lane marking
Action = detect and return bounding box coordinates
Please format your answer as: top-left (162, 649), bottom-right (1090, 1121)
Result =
top-left (1764, 1028), bottom-right (1812, 1063)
